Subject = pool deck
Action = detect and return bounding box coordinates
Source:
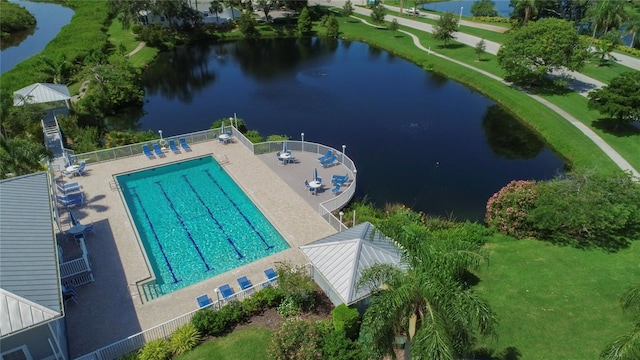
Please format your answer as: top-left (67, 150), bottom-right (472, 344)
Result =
top-left (60, 140), bottom-right (350, 357)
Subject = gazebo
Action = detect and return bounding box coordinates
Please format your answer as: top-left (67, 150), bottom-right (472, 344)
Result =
top-left (13, 83), bottom-right (71, 108)
top-left (300, 222), bottom-right (404, 308)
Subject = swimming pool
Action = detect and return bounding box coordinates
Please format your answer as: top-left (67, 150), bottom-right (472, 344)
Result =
top-left (116, 156), bottom-right (289, 296)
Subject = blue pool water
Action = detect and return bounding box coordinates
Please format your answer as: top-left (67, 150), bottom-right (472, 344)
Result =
top-left (116, 156), bottom-right (289, 295)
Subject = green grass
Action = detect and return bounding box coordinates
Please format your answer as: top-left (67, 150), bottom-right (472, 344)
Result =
top-left (580, 59), bottom-right (636, 84)
top-left (476, 235), bottom-right (639, 359)
top-left (174, 327), bottom-right (272, 360)
top-left (106, 18), bottom-right (158, 69)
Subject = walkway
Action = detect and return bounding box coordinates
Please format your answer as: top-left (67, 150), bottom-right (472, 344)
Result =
top-left (340, 8), bottom-right (639, 178)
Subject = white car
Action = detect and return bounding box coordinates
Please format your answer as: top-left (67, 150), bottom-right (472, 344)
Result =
top-left (406, 8), bottom-right (420, 15)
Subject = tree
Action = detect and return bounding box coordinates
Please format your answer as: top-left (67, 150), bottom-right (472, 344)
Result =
top-left (297, 7), bottom-right (312, 35)
top-left (357, 211), bottom-right (497, 359)
top-left (433, 11), bottom-right (458, 47)
top-left (593, 30), bottom-right (622, 66)
top-left (39, 55), bottom-right (70, 84)
top-left (238, 12), bottom-right (259, 37)
top-left (389, 18), bottom-right (399, 35)
top-left (584, 0), bottom-right (627, 40)
top-left (587, 72), bottom-right (640, 130)
top-left (209, 0), bottom-right (223, 22)
top-left (601, 284), bottom-right (640, 360)
top-left (370, 5), bottom-right (386, 26)
top-left (257, 0), bottom-right (275, 23)
top-left (625, 14), bottom-right (640, 48)
top-left (475, 38), bottom-right (486, 60)
top-left (342, 0), bottom-right (354, 19)
top-left (497, 18), bottom-right (588, 84)
top-left (0, 135), bottom-right (52, 179)
top-left (325, 14), bottom-right (339, 38)
top-left (470, 0), bottom-right (498, 17)
top-left (509, 0), bottom-right (539, 26)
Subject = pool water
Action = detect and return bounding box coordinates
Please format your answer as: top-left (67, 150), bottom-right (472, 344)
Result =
top-left (116, 156), bottom-right (289, 295)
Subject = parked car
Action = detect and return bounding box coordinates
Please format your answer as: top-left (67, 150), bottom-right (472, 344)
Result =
top-left (406, 8), bottom-right (420, 15)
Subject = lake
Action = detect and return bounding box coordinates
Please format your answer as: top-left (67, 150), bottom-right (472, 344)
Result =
top-left (421, 0), bottom-right (513, 18)
top-left (0, 0), bottom-right (74, 75)
top-left (119, 38), bottom-right (565, 221)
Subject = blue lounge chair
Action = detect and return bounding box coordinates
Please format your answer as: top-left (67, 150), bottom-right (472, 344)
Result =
top-left (142, 145), bottom-right (155, 159)
top-left (237, 276), bottom-right (253, 291)
top-left (168, 139), bottom-right (181, 154)
top-left (196, 294), bottom-right (212, 308)
top-left (56, 193), bottom-right (84, 208)
top-left (56, 181), bottom-right (81, 194)
top-left (331, 184), bottom-right (341, 195)
top-left (264, 268), bottom-right (278, 285)
top-left (317, 150), bottom-right (332, 163)
top-left (218, 283), bottom-right (236, 300)
top-left (152, 144), bottom-right (166, 157)
top-left (331, 174), bottom-right (349, 186)
top-left (75, 162), bottom-right (87, 176)
top-left (179, 138), bottom-right (192, 151)
top-left (321, 155), bottom-right (338, 168)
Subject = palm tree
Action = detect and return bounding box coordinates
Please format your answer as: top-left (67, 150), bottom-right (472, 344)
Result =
top-left (625, 14), bottom-right (640, 49)
top-left (601, 284), bottom-right (640, 360)
top-left (357, 212), bottom-right (497, 359)
top-left (0, 135), bottom-right (52, 179)
top-left (585, 0), bottom-right (628, 44)
top-left (39, 55), bottom-right (69, 84)
top-left (510, 0), bottom-right (538, 26)
top-left (210, 0), bottom-right (223, 22)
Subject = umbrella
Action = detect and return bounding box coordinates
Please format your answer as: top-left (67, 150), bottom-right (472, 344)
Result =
top-left (221, 120), bottom-right (226, 134)
top-left (282, 141), bottom-right (288, 153)
top-left (314, 168), bottom-right (318, 182)
top-left (69, 210), bottom-right (80, 226)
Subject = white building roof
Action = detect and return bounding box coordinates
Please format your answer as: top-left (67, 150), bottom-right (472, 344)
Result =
top-left (0, 289), bottom-right (59, 337)
top-left (13, 83), bottom-right (71, 106)
top-left (300, 222), bottom-right (403, 305)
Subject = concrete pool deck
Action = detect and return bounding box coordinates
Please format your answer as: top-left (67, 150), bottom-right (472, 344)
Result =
top-left (60, 139), bottom-right (348, 357)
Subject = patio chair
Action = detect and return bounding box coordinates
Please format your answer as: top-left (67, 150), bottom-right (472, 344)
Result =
top-left (331, 174), bottom-right (349, 185)
top-left (218, 283), bottom-right (236, 301)
top-left (331, 184), bottom-right (341, 195)
top-left (76, 162), bottom-right (87, 176)
top-left (56, 193), bottom-right (84, 208)
top-left (263, 268), bottom-right (278, 286)
top-left (56, 181), bottom-right (81, 194)
top-left (179, 138), bottom-right (192, 152)
top-left (320, 155), bottom-right (338, 168)
top-left (304, 180), bottom-right (315, 196)
top-left (196, 294), bottom-right (212, 308)
top-left (168, 139), bottom-right (181, 154)
top-left (276, 151), bottom-right (285, 165)
top-left (142, 145), bottom-right (155, 159)
top-left (237, 276), bottom-right (253, 291)
top-left (317, 150), bottom-right (332, 163)
top-left (152, 144), bottom-right (166, 157)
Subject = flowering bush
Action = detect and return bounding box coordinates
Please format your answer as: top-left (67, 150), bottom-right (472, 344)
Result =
top-left (485, 180), bottom-right (538, 238)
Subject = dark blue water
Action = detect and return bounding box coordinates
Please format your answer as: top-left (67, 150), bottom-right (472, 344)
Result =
top-left (0, 0), bottom-right (74, 74)
top-left (422, 0), bottom-right (512, 18)
top-left (128, 38), bottom-right (565, 221)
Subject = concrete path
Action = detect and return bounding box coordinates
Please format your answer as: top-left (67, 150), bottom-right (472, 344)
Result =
top-left (126, 41), bottom-right (146, 57)
top-left (345, 12), bottom-right (639, 178)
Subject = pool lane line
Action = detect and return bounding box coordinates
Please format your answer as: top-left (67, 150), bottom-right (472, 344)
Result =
top-left (203, 170), bottom-right (274, 250)
top-left (181, 175), bottom-right (245, 259)
top-left (155, 182), bottom-right (214, 271)
top-left (130, 188), bottom-right (180, 284)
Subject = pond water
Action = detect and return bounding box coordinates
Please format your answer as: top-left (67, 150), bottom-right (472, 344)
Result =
top-left (421, 0), bottom-right (512, 18)
top-left (0, 0), bottom-right (74, 74)
top-left (119, 38), bottom-right (565, 221)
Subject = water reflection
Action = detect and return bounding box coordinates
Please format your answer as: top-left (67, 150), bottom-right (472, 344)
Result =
top-left (482, 105), bottom-right (545, 159)
top-left (1, 28), bottom-right (35, 51)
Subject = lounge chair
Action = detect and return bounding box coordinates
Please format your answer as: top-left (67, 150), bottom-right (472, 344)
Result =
top-left (179, 138), bottom-right (192, 151)
top-left (76, 162), bottom-right (87, 176)
top-left (142, 145), bottom-right (155, 159)
top-left (320, 155), bottom-right (338, 168)
top-left (263, 268), bottom-right (278, 286)
top-left (331, 184), bottom-right (341, 195)
top-left (218, 283), bottom-right (236, 301)
top-left (196, 294), bottom-right (212, 308)
top-left (56, 181), bottom-right (81, 194)
top-left (331, 174), bottom-right (349, 186)
top-left (152, 144), bottom-right (166, 157)
top-left (56, 193), bottom-right (84, 208)
top-left (317, 150), bottom-right (332, 163)
top-left (168, 139), bottom-right (181, 154)
top-left (237, 276), bottom-right (253, 291)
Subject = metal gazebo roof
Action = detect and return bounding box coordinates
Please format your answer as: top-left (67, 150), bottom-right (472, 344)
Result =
top-left (13, 83), bottom-right (71, 106)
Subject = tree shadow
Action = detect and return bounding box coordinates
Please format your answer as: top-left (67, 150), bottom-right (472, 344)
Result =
top-left (439, 43), bottom-right (466, 50)
top-left (592, 118), bottom-right (640, 138)
top-left (472, 346), bottom-right (522, 360)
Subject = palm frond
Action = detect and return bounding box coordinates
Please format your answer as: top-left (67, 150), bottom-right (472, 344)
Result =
top-left (600, 325), bottom-right (640, 360)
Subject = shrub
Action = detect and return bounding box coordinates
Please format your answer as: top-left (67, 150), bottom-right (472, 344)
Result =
top-left (245, 130), bottom-right (263, 143)
top-left (321, 328), bottom-right (365, 360)
top-left (267, 318), bottom-right (326, 360)
top-left (331, 304), bottom-right (361, 340)
top-left (277, 296), bottom-right (302, 317)
top-left (485, 180), bottom-right (538, 238)
top-left (275, 262), bottom-right (317, 312)
top-left (138, 339), bottom-right (171, 360)
top-left (248, 285), bottom-right (285, 311)
top-left (190, 308), bottom-right (218, 336)
top-left (169, 323), bottom-right (200, 356)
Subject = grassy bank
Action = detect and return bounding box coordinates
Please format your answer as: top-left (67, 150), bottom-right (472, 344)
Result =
top-left (336, 14), bottom-right (623, 172)
top-left (476, 236), bottom-right (639, 358)
top-left (0, 0), bottom-right (37, 37)
top-left (174, 327), bottom-right (271, 360)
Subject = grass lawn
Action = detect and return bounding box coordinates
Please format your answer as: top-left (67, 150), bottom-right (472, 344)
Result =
top-left (107, 19), bottom-right (158, 69)
top-left (175, 327), bottom-right (272, 360)
top-left (476, 235), bottom-right (640, 359)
